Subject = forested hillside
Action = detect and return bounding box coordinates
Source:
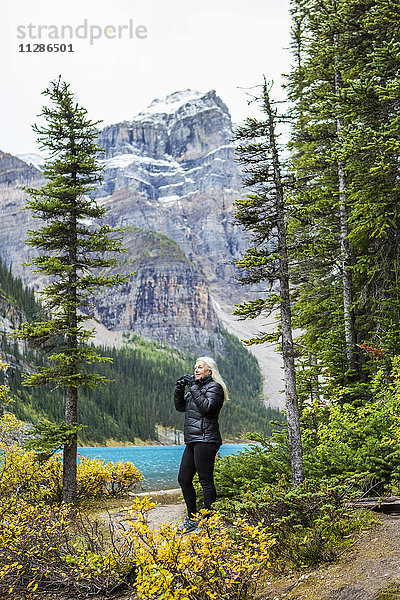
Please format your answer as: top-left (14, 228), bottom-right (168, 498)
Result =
top-left (0, 258), bottom-right (282, 444)
top-left (0, 260), bottom-right (37, 323)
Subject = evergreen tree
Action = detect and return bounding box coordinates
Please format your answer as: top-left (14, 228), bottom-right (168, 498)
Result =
top-left (233, 80), bottom-right (304, 485)
top-left (287, 0), bottom-right (400, 400)
top-left (14, 77), bottom-right (128, 505)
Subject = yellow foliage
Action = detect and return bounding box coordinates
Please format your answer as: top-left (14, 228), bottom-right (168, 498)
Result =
top-left (0, 364), bottom-right (273, 598)
top-left (77, 456), bottom-right (143, 498)
top-left (124, 498), bottom-right (273, 600)
top-left (0, 416), bottom-right (142, 503)
top-left (0, 411), bottom-right (24, 444)
top-left (0, 496), bottom-right (134, 596)
top-left (0, 442), bottom-right (143, 502)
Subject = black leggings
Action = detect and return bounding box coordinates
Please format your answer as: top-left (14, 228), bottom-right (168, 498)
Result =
top-left (178, 442), bottom-right (220, 518)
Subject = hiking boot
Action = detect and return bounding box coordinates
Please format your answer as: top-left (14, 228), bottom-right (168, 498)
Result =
top-left (176, 516), bottom-right (199, 535)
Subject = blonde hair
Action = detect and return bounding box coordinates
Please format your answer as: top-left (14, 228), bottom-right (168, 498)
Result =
top-left (196, 356), bottom-right (229, 403)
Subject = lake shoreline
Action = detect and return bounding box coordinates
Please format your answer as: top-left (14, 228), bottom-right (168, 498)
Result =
top-left (78, 439), bottom-right (251, 449)
top-left (77, 443), bottom-right (251, 491)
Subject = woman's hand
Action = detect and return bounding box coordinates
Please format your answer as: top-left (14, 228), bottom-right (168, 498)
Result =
top-left (175, 377), bottom-right (186, 390)
top-left (182, 374), bottom-right (196, 386)
top-left (175, 375), bottom-right (195, 389)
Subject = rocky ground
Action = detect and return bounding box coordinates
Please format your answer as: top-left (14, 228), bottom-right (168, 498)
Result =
top-left (261, 512), bottom-right (400, 600)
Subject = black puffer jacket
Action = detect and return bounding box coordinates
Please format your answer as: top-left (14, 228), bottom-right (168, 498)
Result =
top-left (174, 375), bottom-right (224, 445)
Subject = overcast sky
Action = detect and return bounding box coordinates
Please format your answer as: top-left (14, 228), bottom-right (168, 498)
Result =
top-left (1, 0), bottom-right (292, 156)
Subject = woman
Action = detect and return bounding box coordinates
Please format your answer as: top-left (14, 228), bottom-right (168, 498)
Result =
top-left (174, 356), bottom-right (228, 534)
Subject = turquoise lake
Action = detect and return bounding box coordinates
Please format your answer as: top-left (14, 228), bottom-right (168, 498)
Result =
top-left (77, 444), bottom-right (251, 491)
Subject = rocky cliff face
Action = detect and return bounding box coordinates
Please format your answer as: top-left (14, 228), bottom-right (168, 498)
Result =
top-left (0, 91), bottom-right (248, 355)
top-left (94, 90), bottom-right (248, 291)
top-left (0, 152), bottom-right (42, 283)
top-left (0, 292), bottom-right (26, 334)
top-left (92, 227), bottom-right (223, 353)
top-left (98, 89), bottom-right (232, 161)
top-left (0, 152), bottom-right (40, 186)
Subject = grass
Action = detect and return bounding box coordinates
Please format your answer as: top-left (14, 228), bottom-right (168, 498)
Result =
top-left (376, 583), bottom-right (400, 600)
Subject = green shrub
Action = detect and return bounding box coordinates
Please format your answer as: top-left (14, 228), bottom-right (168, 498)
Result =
top-left (210, 429), bottom-right (291, 500)
top-left (302, 357), bottom-right (400, 488)
top-left (211, 358), bottom-right (400, 499)
top-left (215, 476), bottom-right (373, 572)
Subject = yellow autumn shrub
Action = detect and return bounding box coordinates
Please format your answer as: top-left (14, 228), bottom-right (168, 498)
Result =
top-left (0, 497), bottom-right (71, 595)
top-left (0, 407), bottom-right (138, 595)
top-left (0, 482), bottom-right (272, 598)
top-left (77, 456), bottom-right (144, 499)
top-left (0, 417), bottom-right (143, 502)
top-left (124, 497), bottom-right (273, 600)
top-left (0, 496), bottom-right (136, 596)
top-left (107, 458), bottom-right (144, 496)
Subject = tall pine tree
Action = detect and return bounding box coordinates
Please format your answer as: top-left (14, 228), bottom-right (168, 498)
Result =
top-left (15, 77), bottom-right (128, 505)
top-left (233, 80), bottom-right (304, 485)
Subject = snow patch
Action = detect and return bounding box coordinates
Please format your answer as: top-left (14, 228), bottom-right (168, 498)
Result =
top-left (103, 155), bottom-right (137, 169)
top-left (103, 153), bottom-right (180, 170)
top-left (158, 182), bottom-right (185, 190)
top-left (77, 218), bottom-right (93, 227)
top-left (103, 145), bottom-right (233, 173)
top-left (133, 90), bottom-right (206, 119)
top-left (158, 194), bottom-right (180, 204)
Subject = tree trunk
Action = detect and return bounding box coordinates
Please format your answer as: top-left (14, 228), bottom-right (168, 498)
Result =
top-left (63, 171), bottom-right (78, 506)
top-left (334, 34), bottom-right (358, 372)
top-left (263, 81), bottom-right (304, 485)
top-left (280, 259), bottom-right (304, 485)
top-left (337, 158), bottom-right (357, 370)
top-left (63, 385), bottom-right (78, 505)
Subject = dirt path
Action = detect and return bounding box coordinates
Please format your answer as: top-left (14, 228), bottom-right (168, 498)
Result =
top-left (263, 513), bottom-right (400, 600)
top-left (132, 488), bottom-right (186, 528)
top-left (109, 488), bottom-right (186, 531)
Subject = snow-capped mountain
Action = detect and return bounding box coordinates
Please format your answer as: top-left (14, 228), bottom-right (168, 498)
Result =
top-left (95, 89), bottom-right (247, 289)
top-left (0, 90), bottom-right (248, 353)
top-left (132, 89), bottom-right (215, 120)
top-left (0, 90), bottom-right (286, 405)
